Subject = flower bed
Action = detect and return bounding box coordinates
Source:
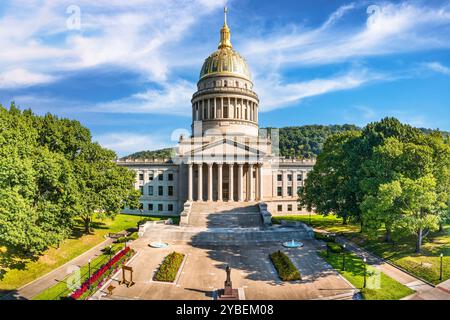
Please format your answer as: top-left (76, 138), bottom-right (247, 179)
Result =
top-left (69, 246), bottom-right (134, 300)
top-left (153, 252), bottom-right (185, 282)
top-left (270, 250), bottom-right (301, 281)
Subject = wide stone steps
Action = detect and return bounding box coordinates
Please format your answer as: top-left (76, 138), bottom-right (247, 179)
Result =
top-left (142, 226), bottom-right (311, 245)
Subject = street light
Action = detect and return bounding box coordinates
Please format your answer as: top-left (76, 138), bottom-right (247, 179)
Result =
top-left (363, 257), bottom-right (367, 289)
top-left (440, 253), bottom-right (444, 281)
top-left (88, 258), bottom-right (91, 290)
top-left (342, 244), bottom-right (346, 271)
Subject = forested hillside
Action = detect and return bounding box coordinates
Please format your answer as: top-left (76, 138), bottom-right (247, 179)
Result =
top-left (123, 124), bottom-right (449, 159)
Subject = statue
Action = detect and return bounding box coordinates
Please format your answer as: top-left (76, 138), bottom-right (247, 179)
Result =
top-left (217, 264), bottom-right (239, 300)
top-left (224, 265), bottom-right (233, 295)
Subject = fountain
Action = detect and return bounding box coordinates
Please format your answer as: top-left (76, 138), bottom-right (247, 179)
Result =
top-left (282, 239), bottom-right (304, 248)
top-left (149, 239), bottom-right (169, 248)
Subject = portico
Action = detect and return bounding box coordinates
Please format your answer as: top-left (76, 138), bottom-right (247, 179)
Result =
top-left (187, 162), bottom-right (263, 202)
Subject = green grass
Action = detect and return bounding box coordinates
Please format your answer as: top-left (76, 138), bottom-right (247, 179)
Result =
top-left (32, 243), bottom-right (125, 300)
top-left (319, 250), bottom-right (414, 300)
top-left (153, 252), bottom-right (185, 282)
top-left (272, 214), bottom-right (360, 233)
top-left (0, 213), bottom-right (167, 295)
top-left (269, 251), bottom-right (301, 281)
top-left (283, 214), bottom-right (449, 285)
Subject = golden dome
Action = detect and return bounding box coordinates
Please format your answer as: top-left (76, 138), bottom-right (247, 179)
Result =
top-left (199, 7), bottom-right (251, 80)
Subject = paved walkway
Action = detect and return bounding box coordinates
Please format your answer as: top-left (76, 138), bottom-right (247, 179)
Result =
top-left (3, 237), bottom-right (115, 300)
top-left (91, 239), bottom-right (356, 300)
top-left (315, 229), bottom-right (448, 299)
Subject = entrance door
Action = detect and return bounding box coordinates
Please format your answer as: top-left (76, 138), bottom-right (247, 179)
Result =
top-left (223, 182), bottom-right (229, 201)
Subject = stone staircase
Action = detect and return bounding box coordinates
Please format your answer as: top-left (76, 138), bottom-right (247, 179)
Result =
top-left (188, 202), bottom-right (262, 228)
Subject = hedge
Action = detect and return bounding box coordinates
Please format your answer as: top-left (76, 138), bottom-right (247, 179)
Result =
top-left (327, 243), bottom-right (344, 253)
top-left (315, 232), bottom-right (336, 242)
top-left (270, 251), bottom-right (301, 281)
top-left (153, 252), bottom-right (185, 282)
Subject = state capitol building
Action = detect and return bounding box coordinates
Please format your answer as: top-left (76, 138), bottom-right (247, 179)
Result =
top-left (117, 9), bottom-right (315, 218)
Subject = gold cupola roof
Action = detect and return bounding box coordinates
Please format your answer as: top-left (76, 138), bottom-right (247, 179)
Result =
top-left (199, 7), bottom-right (251, 80)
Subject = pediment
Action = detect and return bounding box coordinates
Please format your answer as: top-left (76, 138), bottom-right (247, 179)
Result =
top-left (183, 138), bottom-right (267, 159)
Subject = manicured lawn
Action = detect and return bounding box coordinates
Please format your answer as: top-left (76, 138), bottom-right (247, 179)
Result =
top-left (272, 214), bottom-right (360, 233)
top-left (0, 213), bottom-right (170, 295)
top-left (286, 214), bottom-right (450, 285)
top-left (319, 250), bottom-right (414, 300)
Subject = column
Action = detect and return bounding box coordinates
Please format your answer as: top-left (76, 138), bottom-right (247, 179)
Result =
top-left (238, 163), bottom-right (244, 202)
top-left (292, 170), bottom-right (297, 198)
top-left (188, 163), bottom-right (193, 201)
top-left (207, 163), bottom-right (213, 202)
top-left (248, 164), bottom-right (254, 201)
top-left (282, 170), bottom-right (288, 197)
top-left (258, 164), bottom-right (264, 200)
top-left (197, 163), bottom-right (203, 201)
top-left (229, 163), bottom-right (234, 202)
top-left (218, 163), bottom-right (223, 201)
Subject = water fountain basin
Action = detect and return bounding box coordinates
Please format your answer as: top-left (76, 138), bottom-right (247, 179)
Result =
top-left (149, 242), bottom-right (169, 248)
top-left (282, 240), bottom-right (304, 248)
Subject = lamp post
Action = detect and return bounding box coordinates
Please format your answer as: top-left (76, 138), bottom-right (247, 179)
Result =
top-left (363, 257), bottom-right (367, 289)
top-left (88, 258), bottom-right (91, 290)
top-left (342, 244), bottom-right (346, 271)
top-left (440, 253), bottom-right (444, 282)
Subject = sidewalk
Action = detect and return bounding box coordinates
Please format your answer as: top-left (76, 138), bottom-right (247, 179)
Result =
top-left (314, 229), bottom-right (442, 299)
top-left (3, 237), bottom-right (116, 300)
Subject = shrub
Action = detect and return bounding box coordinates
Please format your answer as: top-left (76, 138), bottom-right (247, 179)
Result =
top-left (115, 232), bottom-right (138, 243)
top-left (327, 243), bottom-right (343, 253)
top-left (270, 251), bottom-right (301, 281)
top-left (315, 232), bottom-right (336, 242)
top-left (153, 252), bottom-right (185, 282)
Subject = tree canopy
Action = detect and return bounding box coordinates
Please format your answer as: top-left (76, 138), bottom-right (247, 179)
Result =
top-left (0, 103), bottom-right (140, 258)
top-left (300, 117), bottom-right (450, 253)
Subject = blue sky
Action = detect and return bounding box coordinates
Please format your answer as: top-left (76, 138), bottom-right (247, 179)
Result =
top-left (1, 0), bottom-right (450, 156)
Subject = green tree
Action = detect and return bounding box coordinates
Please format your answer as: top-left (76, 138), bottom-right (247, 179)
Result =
top-left (299, 130), bottom-right (362, 225)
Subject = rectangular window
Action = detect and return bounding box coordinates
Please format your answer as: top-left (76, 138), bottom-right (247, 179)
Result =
top-left (297, 173), bottom-right (303, 181)
top-left (158, 204), bottom-right (163, 212)
top-left (139, 203), bottom-right (143, 210)
top-left (139, 173), bottom-right (144, 181)
top-left (277, 187), bottom-right (282, 197)
top-left (149, 173), bottom-right (154, 181)
top-left (297, 203), bottom-right (302, 211)
top-left (158, 173), bottom-right (164, 181)
top-left (168, 186), bottom-right (174, 196)
top-left (168, 173), bottom-right (174, 181)
top-left (139, 186), bottom-right (144, 195)
top-left (288, 204), bottom-right (293, 212)
top-left (148, 203), bottom-right (153, 211)
top-left (158, 186), bottom-right (164, 196)
top-left (277, 204), bottom-right (282, 212)
top-left (297, 186), bottom-right (302, 195)
top-left (288, 174), bottom-right (292, 182)
top-left (287, 187), bottom-right (293, 196)
top-left (168, 204), bottom-right (174, 212)
top-left (277, 174), bottom-right (282, 182)
top-left (148, 186), bottom-right (153, 196)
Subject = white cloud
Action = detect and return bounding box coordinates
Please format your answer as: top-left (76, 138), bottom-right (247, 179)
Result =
top-left (423, 61), bottom-right (450, 75)
top-left (255, 68), bottom-right (386, 112)
top-left (0, 68), bottom-right (56, 88)
top-left (94, 80), bottom-right (195, 115)
top-left (242, 2), bottom-right (450, 69)
top-left (0, 0), bottom-right (226, 87)
top-left (94, 132), bottom-right (174, 157)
